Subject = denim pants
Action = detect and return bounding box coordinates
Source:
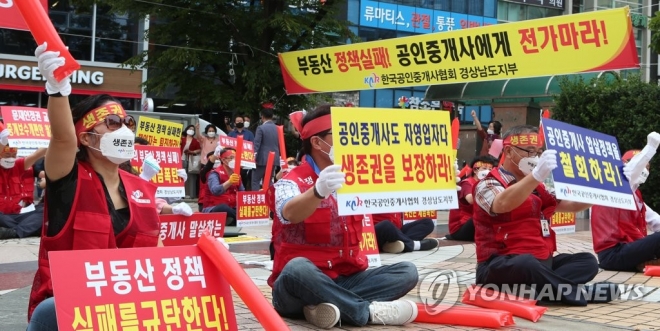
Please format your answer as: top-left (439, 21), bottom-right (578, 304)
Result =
top-left (272, 257), bottom-right (418, 326)
top-left (27, 297), bottom-right (57, 331)
top-left (202, 204), bottom-right (236, 226)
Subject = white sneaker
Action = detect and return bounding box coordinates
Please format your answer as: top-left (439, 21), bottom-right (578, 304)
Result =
top-left (303, 303), bottom-right (340, 329)
top-left (368, 299), bottom-right (418, 325)
top-left (382, 240), bottom-right (405, 253)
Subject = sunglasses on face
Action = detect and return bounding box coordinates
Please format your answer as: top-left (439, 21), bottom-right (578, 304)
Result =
top-left (100, 114), bottom-right (136, 131)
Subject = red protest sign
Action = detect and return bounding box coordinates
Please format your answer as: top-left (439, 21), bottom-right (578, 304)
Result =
top-left (403, 210), bottom-right (438, 225)
top-left (236, 192), bottom-right (270, 227)
top-left (0, 0), bottom-right (47, 31)
top-left (159, 213), bottom-right (226, 246)
top-left (219, 136), bottom-right (255, 168)
top-left (0, 106), bottom-right (50, 148)
top-left (131, 145), bottom-right (185, 198)
top-left (49, 245), bottom-right (238, 331)
top-left (360, 214), bottom-right (381, 267)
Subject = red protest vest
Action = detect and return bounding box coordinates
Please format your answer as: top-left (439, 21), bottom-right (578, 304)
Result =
top-left (28, 161), bottom-right (160, 320)
top-left (268, 160), bottom-right (367, 287)
top-left (203, 166), bottom-right (239, 209)
top-left (372, 212), bottom-right (403, 229)
top-left (0, 158), bottom-right (32, 214)
top-left (473, 169), bottom-right (557, 263)
top-left (591, 190), bottom-right (647, 253)
top-left (448, 177), bottom-right (477, 234)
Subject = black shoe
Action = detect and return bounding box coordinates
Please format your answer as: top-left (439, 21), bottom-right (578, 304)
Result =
top-left (584, 282), bottom-right (617, 303)
top-left (0, 227), bottom-right (17, 239)
top-left (419, 238), bottom-right (439, 251)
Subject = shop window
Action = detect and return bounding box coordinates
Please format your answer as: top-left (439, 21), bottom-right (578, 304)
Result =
top-left (348, 0), bottom-right (360, 24)
top-left (451, 0), bottom-right (466, 13)
top-left (484, 0), bottom-right (497, 18)
top-left (467, 0), bottom-right (484, 16)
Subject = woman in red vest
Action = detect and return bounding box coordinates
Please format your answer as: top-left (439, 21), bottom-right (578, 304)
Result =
top-left (28, 44), bottom-right (162, 330)
top-left (268, 105), bottom-right (418, 329)
top-left (446, 155), bottom-right (498, 241)
top-left (473, 125), bottom-right (613, 306)
top-left (202, 147), bottom-right (243, 226)
top-left (591, 133), bottom-right (660, 271)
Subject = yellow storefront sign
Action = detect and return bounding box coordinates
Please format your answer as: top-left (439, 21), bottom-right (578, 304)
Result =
top-left (331, 107), bottom-right (458, 216)
top-left (279, 8), bottom-right (638, 94)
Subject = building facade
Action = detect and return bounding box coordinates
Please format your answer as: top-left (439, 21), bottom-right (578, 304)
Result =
top-left (0, 0), bottom-right (146, 110)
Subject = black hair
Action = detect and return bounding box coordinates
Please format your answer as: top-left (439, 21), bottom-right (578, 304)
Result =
top-left (134, 136), bottom-right (150, 145)
top-left (301, 104), bottom-right (332, 157)
top-left (183, 125), bottom-right (195, 137)
top-left (234, 115), bottom-right (244, 121)
top-left (470, 155), bottom-right (498, 168)
top-left (490, 121), bottom-right (503, 135)
top-left (71, 94), bottom-right (121, 162)
top-left (260, 108), bottom-right (274, 119)
top-left (204, 124), bottom-right (216, 134)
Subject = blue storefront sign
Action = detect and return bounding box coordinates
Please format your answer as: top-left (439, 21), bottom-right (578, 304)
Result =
top-left (541, 118), bottom-right (636, 211)
top-left (359, 0), bottom-right (498, 33)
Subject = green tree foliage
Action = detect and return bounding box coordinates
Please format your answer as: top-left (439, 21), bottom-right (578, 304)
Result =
top-left (87, 0), bottom-right (354, 120)
top-left (552, 74), bottom-right (660, 208)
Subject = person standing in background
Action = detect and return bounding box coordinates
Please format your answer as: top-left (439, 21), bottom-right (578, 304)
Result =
top-left (229, 115), bottom-right (255, 190)
top-left (252, 108), bottom-right (280, 191)
top-left (471, 110), bottom-right (502, 157)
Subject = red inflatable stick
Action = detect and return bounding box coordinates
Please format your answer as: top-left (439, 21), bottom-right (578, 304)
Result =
top-left (465, 285), bottom-right (537, 305)
top-left (415, 303), bottom-right (514, 328)
top-left (262, 151), bottom-right (275, 191)
top-left (644, 265), bottom-right (660, 276)
top-left (542, 109), bottom-right (551, 119)
top-left (451, 117), bottom-right (460, 150)
top-left (277, 125), bottom-right (287, 169)
top-left (458, 164), bottom-right (471, 179)
top-left (461, 290), bottom-right (547, 322)
top-left (15, 0), bottom-right (80, 81)
top-left (198, 233), bottom-right (291, 331)
top-left (234, 135), bottom-right (244, 175)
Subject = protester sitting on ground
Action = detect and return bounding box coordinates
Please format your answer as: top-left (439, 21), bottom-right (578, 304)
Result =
top-left (275, 157), bottom-right (299, 181)
top-left (202, 147), bottom-right (243, 226)
top-left (28, 43), bottom-right (163, 329)
top-left (372, 212), bottom-right (438, 253)
top-left (268, 105), bottom-right (418, 329)
top-left (0, 144), bottom-right (47, 239)
top-left (446, 155), bottom-right (498, 241)
top-left (473, 125), bottom-right (614, 306)
top-left (591, 132), bottom-right (660, 272)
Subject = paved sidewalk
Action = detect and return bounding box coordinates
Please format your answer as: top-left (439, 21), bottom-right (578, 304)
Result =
top-left (2, 211), bottom-right (660, 330)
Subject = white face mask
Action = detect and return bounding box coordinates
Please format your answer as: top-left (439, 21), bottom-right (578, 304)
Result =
top-left (213, 160), bottom-right (221, 169)
top-left (320, 139), bottom-right (334, 163)
top-left (187, 129), bottom-right (195, 136)
top-left (89, 125), bottom-right (136, 165)
top-left (634, 168), bottom-right (650, 188)
top-left (207, 132), bottom-right (216, 138)
top-left (487, 129), bottom-right (495, 135)
top-left (477, 169), bottom-right (490, 180)
top-left (228, 160), bottom-right (236, 169)
top-left (0, 157), bottom-right (16, 169)
top-left (244, 122), bottom-right (250, 127)
top-left (518, 156), bottom-right (539, 176)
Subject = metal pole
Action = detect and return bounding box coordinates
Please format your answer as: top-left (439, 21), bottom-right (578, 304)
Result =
top-left (91, 3), bottom-right (97, 62)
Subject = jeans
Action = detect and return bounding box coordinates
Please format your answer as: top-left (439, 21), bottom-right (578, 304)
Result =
top-left (202, 204), bottom-right (236, 226)
top-left (27, 297), bottom-right (57, 331)
top-left (0, 207), bottom-right (44, 238)
top-left (272, 257), bottom-right (418, 326)
top-left (375, 219), bottom-right (435, 252)
top-left (598, 232), bottom-right (660, 271)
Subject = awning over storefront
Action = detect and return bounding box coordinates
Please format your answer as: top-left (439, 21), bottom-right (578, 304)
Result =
top-left (424, 71), bottom-right (619, 105)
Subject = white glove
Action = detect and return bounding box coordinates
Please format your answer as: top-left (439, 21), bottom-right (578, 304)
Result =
top-left (532, 150), bottom-right (558, 182)
top-left (645, 203), bottom-right (660, 232)
top-left (172, 202), bottom-right (193, 216)
top-left (0, 128), bottom-right (9, 146)
top-left (280, 158), bottom-right (286, 167)
top-left (648, 132), bottom-right (660, 149)
top-left (35, 42), bottom-right (72, 96)
top-left (624, 144), bottom-right (656, 188)
top-left (139, 154), bottom-right (161, 181)
top-left (454, 161), bottom-right (461, 183)
top-left (176, 169), bottom-right (188, 182)
top-left (456, 185), bottom-right (461, 192)
top-left (314, 165), bottom-right (346, 198)
top-left (214, 145), bottom-right (223, 157)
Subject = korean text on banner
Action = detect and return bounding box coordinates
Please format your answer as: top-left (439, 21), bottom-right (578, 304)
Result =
top-left (403, 210), bottom-right (438, 225)
top-left (0, 106), bottom-right (50, 149)
top-left (136, 117), bottom-right (183, 148)
top-left (236, 192), bottom-right (270, 227)
top-left (551, 212), bottom-right (576, 235)
top-left (131, 145), bottom-right (185, 198)
top-left (159, 213), bottom-right (226, 246)
top-left (219, 136), bottom-right (256, 169)
top-left (332, 107), bottom-right (458, 216)
top-left (360, 215), bottom-right (381, 268)
top-left (541, 118), bottom-right (635, 210)
top-left (49, 245), bottom-right (238, 331)
top-left (279, 8), bottom-right (638, 94)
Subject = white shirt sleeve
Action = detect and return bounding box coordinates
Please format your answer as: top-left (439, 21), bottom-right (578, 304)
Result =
top-left (645, 203), bottom-right (660, 232)
top-left (274, 179), bottom-right (301, 225)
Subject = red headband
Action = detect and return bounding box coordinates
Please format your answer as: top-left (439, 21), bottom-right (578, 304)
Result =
top-left (220, 149), bottom-right (235, 159)
top-left (622, 150), bottom-right (640, 162)
top-left (503, 134), bottom-right (541, 147)
top-left (2, 146), bottom-right (17, 153)
top-left (74, 103), bottom-right (127, 136)
top-left (301, 114), bottom-right (331, 140)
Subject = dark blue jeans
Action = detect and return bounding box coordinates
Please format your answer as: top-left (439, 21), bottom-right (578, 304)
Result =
top-left (272, 257), bottom-right (418, 326)
top-left (598, 232), bottom-right (660, 271)
top-left (27, 297), bottom-right (57, 331)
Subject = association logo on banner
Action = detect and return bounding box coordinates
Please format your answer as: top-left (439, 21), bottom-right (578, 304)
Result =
top-left (131, 145), bottom-right (185, 198)
top-left (159, 213), bottom-right (226, 246)
top-left (0, 106), bottom-right (50, 148)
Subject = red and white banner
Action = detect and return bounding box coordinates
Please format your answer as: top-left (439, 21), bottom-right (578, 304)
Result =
top-left (218, 136), bottom-right (256, 168)
top-left (360, 214), bottom-right (381, 268)
top-left (403, 210), bottom-right (438, 225)
top-left (159, 213), bottom-right (226, 246)
top-left (0, 106), bottom-right (50, 148)
top-left (49, 245), bottom-right (238, 331)
top-left (131, 145), bottom-right (185, 198)
top-left (0, 0), bottom-right (48, 31)
top-left (236, 192), bottom-right (270, 227)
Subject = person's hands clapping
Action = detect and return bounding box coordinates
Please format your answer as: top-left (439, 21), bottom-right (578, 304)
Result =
top-left (35, 42), bottom-right (72, 96)
top-left (314, 165), bottom-right (345, 198)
